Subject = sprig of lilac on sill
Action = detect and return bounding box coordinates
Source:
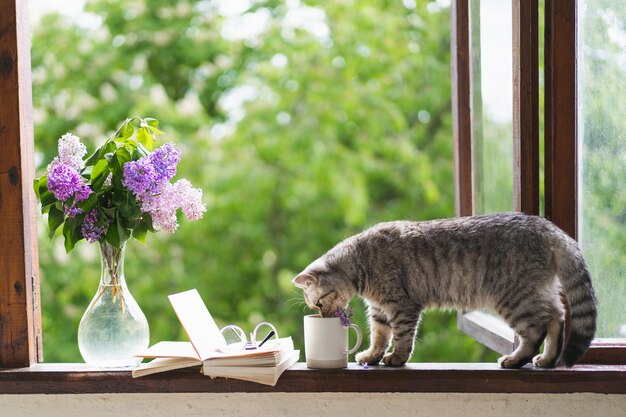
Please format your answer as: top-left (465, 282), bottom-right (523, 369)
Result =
top-left (336, 306), bottom-right (354, 328)
top-left (33, 116), bottom-right (206, 252)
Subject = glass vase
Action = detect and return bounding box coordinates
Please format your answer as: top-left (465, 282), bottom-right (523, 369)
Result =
top-left (77, 241), bottom-right (149, 367)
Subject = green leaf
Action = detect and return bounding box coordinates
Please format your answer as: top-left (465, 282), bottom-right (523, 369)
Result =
top-left (134, 142), bottom-right (150, 158)
top-left (33, 178), bottom-right (41, 199)
top-left (144, 118), bottom-right (165, 135)
top-left (103, 140), bottom-right (117, 154)
top-left (136, 127), bottom-right (154, 151)
top-left (47, 203), bottom-right (65, 238)
top-left (63, 215), bottom-right (86, 252)
top-left (123, 138), bottom-right (138, 154)
top-left (91, 159), bottom-right (109, 182)
top-left (116, 216), bottom-right (130, 244)
top-left (62, 221), bottom-right (76, 253)
top-left (143, 214), bottom-right (155, 232)
top-left (105, 152), bottom-right (121, 175)
top-left (114, 190), bottom-right (141, 220)
top-left (121, 119), bottom-right (135, 139)
top-left (84, 146), bottom-right (103, 167)
top-left (35, 176), bottom-right (49, 200)
top-left (144, 117), bottom-right (159, 128)
top-left (85, 139), bottom-right (117, 167)
top-left (101, 206), bottom-right (116, 218)
top-left (116, 147), bottom-right (132, 167)
top-left (105, 217), bottom-right (121, 247)
top-left (132, 220), bottom-right (148, 244)
top-left (81, 166), bottom-right (93, 178)
top-left (77, 193), bottom-right (98, 212)
top-left (112, 118), bottom-right (133, 140)
top-left (40, 190), bottom-right (57, 208)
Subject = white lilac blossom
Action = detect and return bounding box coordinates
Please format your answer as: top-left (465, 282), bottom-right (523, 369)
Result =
top-left (57, 133), bottom-right (87, 170)
top-left (137, 180), bottom-right (205, 233)
top-left (175, 179), bottom-right (206, 221)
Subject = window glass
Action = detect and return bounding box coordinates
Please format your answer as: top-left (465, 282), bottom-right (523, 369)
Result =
top-left (577, 0), bottom-right (626, 339)
top-left (470, 0), bottom-right (514, 214)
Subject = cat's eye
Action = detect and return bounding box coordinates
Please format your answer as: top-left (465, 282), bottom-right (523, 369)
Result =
top-left (315, 301), bottom-right (323, 309)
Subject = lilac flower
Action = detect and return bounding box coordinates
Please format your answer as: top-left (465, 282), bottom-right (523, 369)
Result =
top-left (74, 182), bottom-right (91, 202)
top-left (47, 162), bottom-right (91, 202)
top-left (63, 203), bottom-right (83, 218)
top-left (122, 158), bottom-right (157, 194)
top-left (138, 183), bottom-right (180, 233)
top-left (138, 180), bottom-right (205, 233)
top-left (336, 306), bottom-right (354, 328)
top-left (148, 142), bottom-right (180, 185)
top-left (81, 209), bottom-right (108, 243)
top-left (174, 179), bottom-right (206, 221)
top-left (57, 133), bottom-right (87, 170)
top-left (35, 117), bottom-right (205, 252)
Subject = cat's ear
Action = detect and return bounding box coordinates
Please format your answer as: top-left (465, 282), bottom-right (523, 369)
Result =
top-left (292, 272), bottom-right (318, 288)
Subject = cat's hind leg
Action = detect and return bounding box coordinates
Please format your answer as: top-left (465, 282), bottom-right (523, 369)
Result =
top-left (532, 317), bottom-right (565, 368)
top-left (355, 305), bottom-right (393, 365)
top-left (496, 278), bottom-right (564, 369)
top-left (498, 301), bottom-right (562, 368)
top-left (498, 326), bottom-right (546, 369)
top-left (532, 295), bottom-right (566, 368)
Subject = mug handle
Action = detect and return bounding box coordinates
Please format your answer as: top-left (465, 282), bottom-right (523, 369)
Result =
top-left (344, 323), bottom-right (362, 355)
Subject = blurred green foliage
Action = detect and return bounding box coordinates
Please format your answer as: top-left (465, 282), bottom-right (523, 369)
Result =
top-left (32, 0), bottom-right (504, 363)
top-left (577, 0), bottom-right (626, 338)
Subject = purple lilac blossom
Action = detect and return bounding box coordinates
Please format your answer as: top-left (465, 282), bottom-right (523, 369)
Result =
top-left (81, 209), bottom-right (108, 243)
top-left (336, 306), bottom-right (354, 328)
top-left (57, 133), bottom-right (87, 170)
top-left (63, 203), bottom-right (83, 218)
top-left (122, 158), bottom-right (157, 194)
top-left (148, 142), bottom-right (180, 186)
top-left (47, 162), bottom-right (92, 202)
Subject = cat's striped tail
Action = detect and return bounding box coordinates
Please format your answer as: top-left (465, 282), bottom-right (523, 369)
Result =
top-left (553, 234), bottom-right (597, 367)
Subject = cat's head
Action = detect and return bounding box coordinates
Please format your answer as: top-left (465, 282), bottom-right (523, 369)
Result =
top-left (291, 257), bottom-right (354, 318)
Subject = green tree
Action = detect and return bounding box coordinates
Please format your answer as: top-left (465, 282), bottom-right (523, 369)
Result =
top-left (32, 0), bottom-right (496, 363)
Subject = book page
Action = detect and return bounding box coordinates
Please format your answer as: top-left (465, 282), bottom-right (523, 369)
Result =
top-left (136, 341), bottom-right (200, 359)
top-left (168, 289), bottom-right (227, 360)
top-left (132, 357), bottom-right (202, 378)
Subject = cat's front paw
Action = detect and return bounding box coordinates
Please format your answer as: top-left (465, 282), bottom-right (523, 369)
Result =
top-left (532, 353), bottom-right (557, 368)
top-left (498, 354), bottom-right (527, 369)
top-left (382, 352), bottom-right (408, 367)
top-left (356, 349), bottom-right (384, 365)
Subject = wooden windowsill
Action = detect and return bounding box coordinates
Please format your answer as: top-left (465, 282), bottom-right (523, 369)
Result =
top-left (1, 362), bottom-right (625, 395)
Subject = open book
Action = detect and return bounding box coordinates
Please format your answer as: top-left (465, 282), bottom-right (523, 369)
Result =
top-left (132, 289), bottom-right (298, 386)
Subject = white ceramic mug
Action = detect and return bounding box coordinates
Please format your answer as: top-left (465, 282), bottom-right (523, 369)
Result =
top-left (304, 314), bottom-right (362, 369)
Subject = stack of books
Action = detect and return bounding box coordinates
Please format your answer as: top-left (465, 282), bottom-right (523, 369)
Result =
top-left (132, 289), bottom-right (298, 386)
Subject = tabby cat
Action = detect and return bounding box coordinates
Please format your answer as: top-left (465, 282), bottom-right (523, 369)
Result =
top-left (292, 212), bottom-right (597, 368)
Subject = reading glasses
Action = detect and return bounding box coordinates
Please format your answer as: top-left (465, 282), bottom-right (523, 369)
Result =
top-left (219, 321), bottom-right (279, 352)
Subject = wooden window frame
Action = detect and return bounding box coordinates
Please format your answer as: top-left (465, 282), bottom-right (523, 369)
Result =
top-left (453, 0), bottom-right (626, 364)
top-left (0, 0), bottom-right (42, 369)
top-left (0, 0), bottom-right (624, 395)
